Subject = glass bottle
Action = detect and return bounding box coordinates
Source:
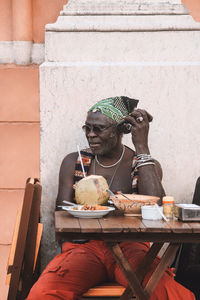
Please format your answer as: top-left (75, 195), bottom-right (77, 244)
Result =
top-left (163, 196), bottom-right (174, 218)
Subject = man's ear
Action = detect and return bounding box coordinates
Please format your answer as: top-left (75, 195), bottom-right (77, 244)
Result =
top-left (117, 122), bottom-right (131, 134)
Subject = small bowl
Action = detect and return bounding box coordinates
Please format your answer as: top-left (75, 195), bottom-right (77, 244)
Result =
top-left (110, 194), bottom-right (160, 216)
top-left (141, 205), bottom-right (163, 220)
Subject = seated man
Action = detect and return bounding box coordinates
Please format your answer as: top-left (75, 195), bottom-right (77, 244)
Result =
top-left (174, 177), bottom-right (200, 299)
top-left (27, 96), bottom-right (195, 300)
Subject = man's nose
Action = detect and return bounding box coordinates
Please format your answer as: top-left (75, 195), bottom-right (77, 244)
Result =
top-left (87, 128), bottom-right (97, 137)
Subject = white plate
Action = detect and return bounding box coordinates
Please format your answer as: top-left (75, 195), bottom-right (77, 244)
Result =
top-left (60, 205), bottom-right (115, 218)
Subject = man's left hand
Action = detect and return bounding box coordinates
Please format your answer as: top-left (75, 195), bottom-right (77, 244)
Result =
top-left (123, 109), bottom-right (150, 154)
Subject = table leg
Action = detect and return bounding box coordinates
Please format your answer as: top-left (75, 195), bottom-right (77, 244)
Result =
top-left (144, 243), bottom-right (180, 296)
top-left (119, 243), bottom-right (164, 300)
top-left (107, 242), bottom-right (179, 300)
top-left (107, 242), bottom-right (149, 300)
top-left (136, 242), bottom-right (163, 282)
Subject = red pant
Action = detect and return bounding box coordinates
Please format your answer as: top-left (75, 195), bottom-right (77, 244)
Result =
top-left (27, 240), bottom-right (195, 300)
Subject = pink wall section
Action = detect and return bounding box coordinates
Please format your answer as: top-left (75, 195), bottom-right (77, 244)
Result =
top-left (183, 0), bottom-right (200, 22)
top-left (0, 65), bottom-right (40, 121)
top-left (0, 0), bottom-right (12, 40)
top-left (0, 0), bottom-right (67, 296)
top-left (0, 245), bottom-right (10, 299)
top-left (0, 2), bottom-right (67, 296)
top-left (12, 0), bottom-right (33, 41)
top-left (0, 65), bottom-right (40, 299)
top-left (0, 0), bottom-right (67, 42)
top-left (33, 0), bottom-right (67, 43)
top-left (0, 123), bottom-right (40, 188)
top-left (0, 190), bottom-right (24, 244)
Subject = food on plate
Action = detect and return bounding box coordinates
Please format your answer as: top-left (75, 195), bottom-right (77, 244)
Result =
top-left (73, 204), bottom-right (109, 211)
top-left (75, 175), bottom-right (109, 205)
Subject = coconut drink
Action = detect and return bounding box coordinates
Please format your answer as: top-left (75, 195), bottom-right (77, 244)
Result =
top-left (75, 175), bottom-right (109, 205)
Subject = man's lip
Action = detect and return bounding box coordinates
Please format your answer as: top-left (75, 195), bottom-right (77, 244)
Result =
top-left (89, 143), bottom-right (101, 148)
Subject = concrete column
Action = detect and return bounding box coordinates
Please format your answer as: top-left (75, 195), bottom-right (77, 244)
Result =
top-left (40, 0), bottom-right (200, 267)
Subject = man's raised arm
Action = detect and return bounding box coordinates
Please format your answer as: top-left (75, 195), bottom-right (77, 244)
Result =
top-left (124, 108), bottom-right (165, 202)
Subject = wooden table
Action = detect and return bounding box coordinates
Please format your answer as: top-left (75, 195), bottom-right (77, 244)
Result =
top-left (55, 211), bottom-right (200, 300)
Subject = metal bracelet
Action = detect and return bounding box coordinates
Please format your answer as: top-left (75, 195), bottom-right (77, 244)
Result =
top-left (136, 161), bottom-right (155, 168)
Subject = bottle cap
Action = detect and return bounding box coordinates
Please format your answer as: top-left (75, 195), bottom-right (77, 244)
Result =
top-left (162, 196), bottom-right (174, 204)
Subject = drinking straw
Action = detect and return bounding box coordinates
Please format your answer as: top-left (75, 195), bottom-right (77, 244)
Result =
top-left (107, 189), bottom-right (118, 198)
top-left (118, 192), bottom-right (131, 200)
top-left (62, 200), bottom-right (77, 206)
top-left (77, 145), bottom-right (86, 177)
top-left (155, 203), bottom-right (169, 222)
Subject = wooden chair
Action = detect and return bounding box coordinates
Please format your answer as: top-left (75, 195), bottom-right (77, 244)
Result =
top-left (82, 282), bottom-right (126, 299)
top-left (82, 243), bottom-right (137, 299)
top-left (6, 178), bottom-right (42, 300)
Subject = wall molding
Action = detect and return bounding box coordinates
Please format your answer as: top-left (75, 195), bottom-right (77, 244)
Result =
top-left (46, 15), bottom-right (200, 32)
top-left (0, 41), bottom-right (45, 65)
top-left (61, 0), bottom-right (188, 15)
top-left (0, 42), bottom-right (13, 64)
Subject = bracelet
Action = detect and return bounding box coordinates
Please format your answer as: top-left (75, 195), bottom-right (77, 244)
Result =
top-left (136, 158), bottom-right (153, 163)
top-left (136, 153), bottom-right (154, 166)
top-left (136, 161), bottom-right (155, 168)
top-left (137, 154), bottom-right (152, 160)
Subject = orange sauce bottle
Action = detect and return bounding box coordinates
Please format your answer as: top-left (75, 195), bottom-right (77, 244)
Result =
top-left (163, 196), bottom-right (174, 218)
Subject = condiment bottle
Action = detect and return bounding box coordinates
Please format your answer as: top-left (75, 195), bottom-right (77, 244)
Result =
top-left (162, 196), bottom-right (174, 218)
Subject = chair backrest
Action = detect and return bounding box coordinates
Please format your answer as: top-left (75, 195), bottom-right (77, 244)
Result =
top-left (6, 178), bottom-right (42, 300)
top-left (192, 176), bottom-right (200, 205)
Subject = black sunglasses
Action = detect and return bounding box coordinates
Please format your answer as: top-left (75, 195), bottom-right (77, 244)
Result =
top-left (82, 124), bottom-right (115, 135)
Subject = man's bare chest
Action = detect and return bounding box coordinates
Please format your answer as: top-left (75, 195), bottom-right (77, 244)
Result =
top-left (87, 159), bottom-right (133, 194)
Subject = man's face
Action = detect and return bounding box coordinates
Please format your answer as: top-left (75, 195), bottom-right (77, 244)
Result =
top-left (83, 112), bottom-right (120, 155)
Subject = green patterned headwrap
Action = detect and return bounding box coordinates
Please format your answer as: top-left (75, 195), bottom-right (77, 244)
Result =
top-left (88, 96), bottom-right (139, 123)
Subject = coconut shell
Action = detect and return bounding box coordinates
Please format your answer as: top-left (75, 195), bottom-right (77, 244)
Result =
top-left (75, 175), bottom-right (109, 205)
